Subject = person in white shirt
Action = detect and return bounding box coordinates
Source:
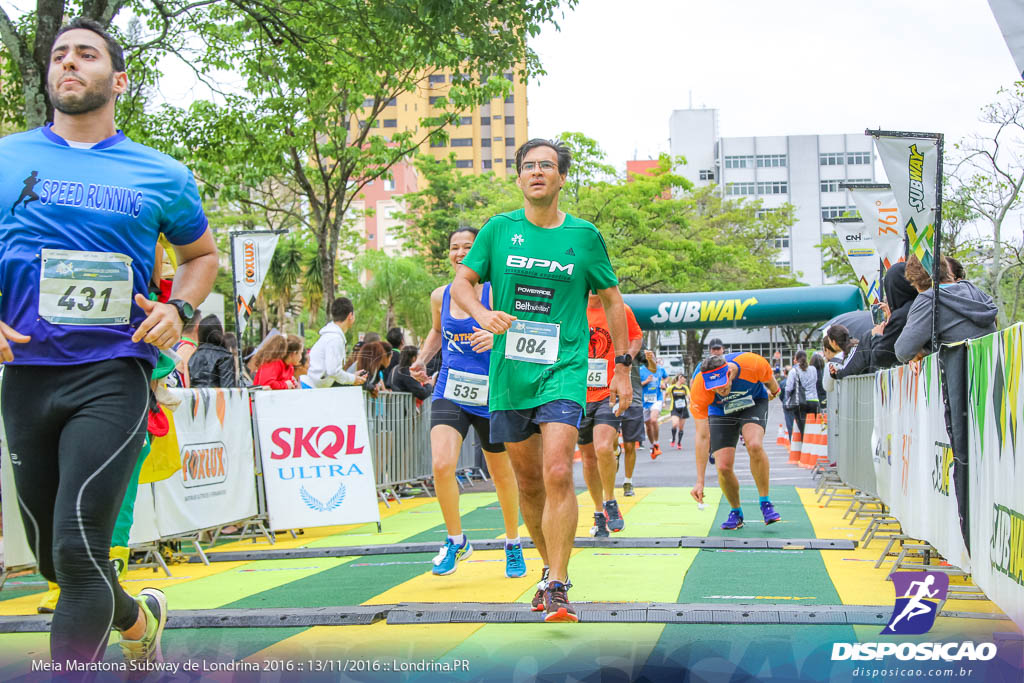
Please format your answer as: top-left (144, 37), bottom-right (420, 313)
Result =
top-left (304, 297), bottom-right (367, 388)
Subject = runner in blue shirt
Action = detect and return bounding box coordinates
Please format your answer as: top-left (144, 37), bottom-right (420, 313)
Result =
top-left (0, 18), bottom-right (218, 667)
top-left (411, 228), bottom-right (525, 579)
top-left (639, 353), bottom-right (668, 458)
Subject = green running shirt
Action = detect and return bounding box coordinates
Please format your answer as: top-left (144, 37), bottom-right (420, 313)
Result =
top-left (461, 209), bottom-right (618, 411)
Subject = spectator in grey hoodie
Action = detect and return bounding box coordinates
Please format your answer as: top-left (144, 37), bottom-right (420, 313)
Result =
top-left (894, 255), bottom-right (998, 363)
top-left (305, 297), bottom-right (368, 388)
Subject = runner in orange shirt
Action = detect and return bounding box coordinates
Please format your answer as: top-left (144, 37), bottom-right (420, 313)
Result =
top-left (578, 293), bottom-right (643, 536)
top-left (689, 352), bottom-right (782, 530)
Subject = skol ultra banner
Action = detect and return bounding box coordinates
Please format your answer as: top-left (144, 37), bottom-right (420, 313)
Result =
top-left (151, 388), bottom-right (259, 536)
top-left (870, 133), bottom-right (939, 271)
top-left (255, 387), bottom-right (381, 530)
top-left (231, 231), bottom-right (280, 337)
top-left (967, 323), bottom-right (1024, 629)
top-left (828, 220), bottom-right (881, 304)
top-left (848, 185), bottom-right (905, 269)
top-left (873, 357), bottom-right (970, 571)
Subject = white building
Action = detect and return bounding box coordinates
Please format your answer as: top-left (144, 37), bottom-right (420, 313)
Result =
top-left (662, 108), bottom-right (877, 360)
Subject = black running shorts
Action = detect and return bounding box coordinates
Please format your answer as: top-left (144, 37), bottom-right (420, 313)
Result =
top-left (429, 397), bottom-right (505, 452)
top-left (708, 399), bottom-right (769, 453)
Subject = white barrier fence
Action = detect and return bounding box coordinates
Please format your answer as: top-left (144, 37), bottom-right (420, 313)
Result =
top-left (1, 386), bottom-right (381, 571)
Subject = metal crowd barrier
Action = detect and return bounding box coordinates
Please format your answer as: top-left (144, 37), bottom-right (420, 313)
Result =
top-left (830, 373), bottom-right (877, 498)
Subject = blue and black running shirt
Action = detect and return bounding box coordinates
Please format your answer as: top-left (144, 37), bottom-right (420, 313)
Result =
top-left (0, 125), bottom-right (208, 366)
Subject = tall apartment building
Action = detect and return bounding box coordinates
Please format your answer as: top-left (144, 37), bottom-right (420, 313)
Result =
top-left (353, 71), bottom-right (528, 178)
top-left (668, 108), bottom-right (876, 286)
top-left (656, 108), bottom-right (876, 361)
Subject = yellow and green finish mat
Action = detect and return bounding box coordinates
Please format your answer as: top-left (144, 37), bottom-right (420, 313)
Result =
top-left (0, 486), bottom-right (1019, 681)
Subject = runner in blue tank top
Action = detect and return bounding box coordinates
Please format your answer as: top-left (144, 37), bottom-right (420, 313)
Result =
top-left (411, 228), bottom-right (524, 578)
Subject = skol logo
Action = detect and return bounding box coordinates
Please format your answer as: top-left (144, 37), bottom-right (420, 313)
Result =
top-left (269, 424), bottom-right (365, 460)
top-left (243, 239), bottom-right (257, 285)
top-left (181, 442), bottom-right (228, 488)
top-left (908, 144), bottom-right (926, 212)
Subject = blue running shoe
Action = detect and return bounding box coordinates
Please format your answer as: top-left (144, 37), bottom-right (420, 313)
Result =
top-left (505, 544), bottom-right (527, 578)
top-left (604, 500), bottom-right (624, 532)
top-left (761, 501), bottom-right (781, 525)
top-left (432, 537), bottom-right (472, 575)
top-left (721, 510), bottom-right (744, 530)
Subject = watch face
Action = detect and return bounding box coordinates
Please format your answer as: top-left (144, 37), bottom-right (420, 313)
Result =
top-left (181, 302), bottom-right (195, 319)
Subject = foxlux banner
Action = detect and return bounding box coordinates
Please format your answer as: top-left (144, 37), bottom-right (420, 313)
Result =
top-left (828, 220), bottom-right (880, 304)
top-left (967, 323), bottom-right (1024, 630)
top-left (870, 133), bottom-right (939, 272)
top-left (873, 356), bottom-right (970, 571)
top-left (151, 388), bottom-right (258, 536)
top-left (255, 387), bottom-right (380, 530)
top-left (848, 185), bottom-right (906, 269)
top-left (231, 231), bottom-right (279, 338)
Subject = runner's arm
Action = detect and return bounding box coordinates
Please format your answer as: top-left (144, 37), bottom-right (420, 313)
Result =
top-left (411, 287), bottom-right (444, 382)
top-left (0, 320), bottom-right (31, 363)
top-left (691, 417), bottom-right (711, 503)
top-left (597, 285), bottom-right (633, 414)
top-left (133, 229), bottom-right (218, 348)
top-left (452, 264), bottom-right (515, 334)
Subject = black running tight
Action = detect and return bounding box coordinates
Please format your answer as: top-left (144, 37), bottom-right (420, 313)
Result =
top-left (1, 358), bottom-right (150, 663)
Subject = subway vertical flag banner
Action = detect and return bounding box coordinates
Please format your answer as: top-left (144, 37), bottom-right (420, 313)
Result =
top-left (967, 323), bottom-right (1024, 630)
top-left (870, 133), bottom-right (939, 271)
top-left (828, 219), bottom-right (881, 304)
top-left (231, 231), bottom-right (280, 337)
top-left (848, 184), bottom-right (906, 269)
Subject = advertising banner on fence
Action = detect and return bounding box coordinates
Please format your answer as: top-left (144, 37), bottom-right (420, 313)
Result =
top-left (255, 387), bottom-right (380, 530)
top-left (847, 184), bottom-right (905, 269)
top-left (967, 323), bottom-right (1024, 629)
top-left (231, 231), bottom-right (279, 338)
top-left (873, 358), bottom-right (971, 571)
top-left (151, 388), bottom-right (258, 537)
top-left (828, 219), bottom-right (880, 304)
top-left (870, 133), bottom-right (939, 271)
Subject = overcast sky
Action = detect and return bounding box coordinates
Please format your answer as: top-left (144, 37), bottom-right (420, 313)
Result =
top-left (527, 0), bottom-right (1020, 172)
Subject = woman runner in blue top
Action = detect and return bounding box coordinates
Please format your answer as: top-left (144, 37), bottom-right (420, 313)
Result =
top-left (411, 228), bottom-right (524, 578)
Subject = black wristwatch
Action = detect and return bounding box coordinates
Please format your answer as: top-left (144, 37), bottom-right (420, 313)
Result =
top-left (614, 354), bottom-right (633, 367)
top-left (167, 299), bottom-right (196, 323)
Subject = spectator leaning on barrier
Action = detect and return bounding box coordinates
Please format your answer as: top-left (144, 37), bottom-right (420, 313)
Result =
top-left (306, 297), bottom-right (367, 388)
top-left (358, 340), bottom-right (393, 396)
top-left (822, 324), bottom-right (864, 392)
top-left (384, 327), bottom-right (404, 388)
top-left (189, 315), bottom-right (240, 388)
top-left (868, 262), bottom-right (919, 370)
top-left (894, 254), bottom-right (998, 364)
top-left (252, 335), bottom-right (300, 389)
top-left (810, 352), bottom-right (828, 405)
top-left (389, 345), bottom-right (433, 400)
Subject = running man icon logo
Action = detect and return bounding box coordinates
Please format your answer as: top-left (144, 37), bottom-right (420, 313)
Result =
top-left (881, 571), bottom-right (949, 635)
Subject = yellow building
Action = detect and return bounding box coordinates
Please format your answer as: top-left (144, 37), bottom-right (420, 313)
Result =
top-left (355, 69), bottom-right (528, 178)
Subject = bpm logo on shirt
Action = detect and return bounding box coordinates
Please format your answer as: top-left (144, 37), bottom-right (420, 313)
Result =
top-left (881, 571), bottom-right (949, 635)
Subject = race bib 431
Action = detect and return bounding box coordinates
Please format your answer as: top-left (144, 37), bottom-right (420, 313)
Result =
top-left (39, 249), bottom-right (133, 326)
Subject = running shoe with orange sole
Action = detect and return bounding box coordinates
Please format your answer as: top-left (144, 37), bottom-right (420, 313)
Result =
top-left (650, 444), bottom-right (662, 459)
top-left (543, 581), bottom-right (577, 623)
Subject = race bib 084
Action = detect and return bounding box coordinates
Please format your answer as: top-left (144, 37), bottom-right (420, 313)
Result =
top-left (505, 320), bottom-right (559, 365)
top-left (39, 249), bottom-right (133, 326)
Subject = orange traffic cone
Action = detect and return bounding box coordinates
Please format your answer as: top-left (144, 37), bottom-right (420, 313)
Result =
top-left (776, 424), bottom-right (790, 448)
top-left (801, 414), bottom-right (824, 468)
top-left (788, 425), bottom-right (802, 464)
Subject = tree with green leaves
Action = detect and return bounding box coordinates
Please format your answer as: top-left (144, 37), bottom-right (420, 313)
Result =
top-left (351, 250), bottom-right (440, 339)
top-left (397, 153), bottom-right (522, 275)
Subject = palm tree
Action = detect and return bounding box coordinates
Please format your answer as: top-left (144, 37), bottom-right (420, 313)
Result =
top-left (264, 234), bottom-right (305, 333)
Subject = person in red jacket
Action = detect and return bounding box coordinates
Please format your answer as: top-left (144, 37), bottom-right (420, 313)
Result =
top-left (253, 335), bottom-right (302, 389)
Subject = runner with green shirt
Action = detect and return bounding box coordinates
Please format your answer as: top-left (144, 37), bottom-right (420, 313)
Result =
top-left (452, 138), bottom-right (632, 623)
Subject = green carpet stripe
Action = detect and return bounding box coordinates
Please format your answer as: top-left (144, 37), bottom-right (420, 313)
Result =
top-left (161, 557), bottom-right (354, 610)
top-left (0, 575), bottom-right (48, 603)
top-left (615, 486), bottom-right (721, 538)
top-left (224, 499), bottom-right (507, 609)
top-left (712, 485), bottom-right (816, 538)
